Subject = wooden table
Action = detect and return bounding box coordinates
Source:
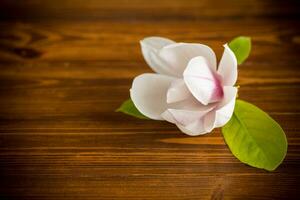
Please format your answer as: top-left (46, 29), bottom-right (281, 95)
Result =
top-left (0, 0), bottom-right (299, 199)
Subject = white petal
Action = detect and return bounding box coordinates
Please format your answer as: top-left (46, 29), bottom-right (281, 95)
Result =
top-left (166, 79), bottom-right (191, 103)
top-left (204, 86), bottom-right (238, 132)
top-left (170, 95), bottom-right (217, 111)
top-left (130, 73), bottom-right (175, 120)
top-left (177, 120), bottom-right (208, 136)
top-left (183, 56), bottom-right (223, 105)
top-left (217, 44), bottom-right (238, 86)
top-left (141, 37), bottom-right (175, 50)
top-left (203, 112), bottom-right (216, 133)
top-left (162, 107), bottom-right (211, 126)
top-left (161, 99), bottom-right (215, 136)
top-left (140, 37), bottom-right (176, 76)
top-left (159, 43), bottom-right (217, 76)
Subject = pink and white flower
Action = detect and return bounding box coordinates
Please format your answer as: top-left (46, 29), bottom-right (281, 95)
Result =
top-left (130, 37), bottom-right (238, 136)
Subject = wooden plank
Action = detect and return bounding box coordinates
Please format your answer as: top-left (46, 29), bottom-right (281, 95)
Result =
top-left (0, 0), bottom-right (299, 199)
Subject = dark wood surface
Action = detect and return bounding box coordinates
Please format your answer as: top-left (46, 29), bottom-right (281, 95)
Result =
top-left (0, 0), bottom-right (299, 199)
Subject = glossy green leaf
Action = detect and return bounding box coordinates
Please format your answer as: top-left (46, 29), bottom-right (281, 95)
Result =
top-left (116, 98), bottom-right (149, 119)
top-left (222, 100), bottom-right (287, 171)
top-left (228, 36), bottom-right (251, 64)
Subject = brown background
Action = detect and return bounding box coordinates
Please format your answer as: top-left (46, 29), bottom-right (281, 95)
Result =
top-left (0, 0), bottom-right (299, 199)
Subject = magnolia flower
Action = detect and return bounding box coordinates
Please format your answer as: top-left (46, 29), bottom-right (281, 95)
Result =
top-left (130, 37), bottom-right (238, 136)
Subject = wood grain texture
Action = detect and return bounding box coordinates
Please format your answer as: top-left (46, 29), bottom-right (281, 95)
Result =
top-left (0, 0), bottom-right (299, 199)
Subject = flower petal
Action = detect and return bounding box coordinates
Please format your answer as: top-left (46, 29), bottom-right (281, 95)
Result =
top-left (162, 98), bottom-right (216, 136)
top-left (162, 107), bottom-right (211, 126)
top-left (177, 120), bottom-right (208, 136)
top-left (183, 56), bottom-right (223, 105)
top-left (130, 73), bottom-right (175, 120)
top-left (167, 79), bottom-right (191, 103)
top-left (159, 43), bottom-right (217, 76)
top-left (204, 86), bottom-right (238, 132)
top-left (217, 44), bottom-right (238, 86)
top-left (140, 37), bottom-right (176, 76)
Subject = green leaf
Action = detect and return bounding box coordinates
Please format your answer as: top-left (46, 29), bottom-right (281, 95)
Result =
top-left (222, 100), bottom-right (287, 171)
top-left (116, 98), bottom-right (149, 119)
top-left (228, 36), bottom-right (251, 65)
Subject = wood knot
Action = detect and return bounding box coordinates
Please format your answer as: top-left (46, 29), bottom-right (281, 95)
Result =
top-left (12, 47), bottom-right (42, 59)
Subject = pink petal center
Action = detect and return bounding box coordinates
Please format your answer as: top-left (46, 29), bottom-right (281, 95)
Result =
top-left (187, 72), bottom-right (224, 103)
top-left (210, 73), bottom-right (224, 102)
